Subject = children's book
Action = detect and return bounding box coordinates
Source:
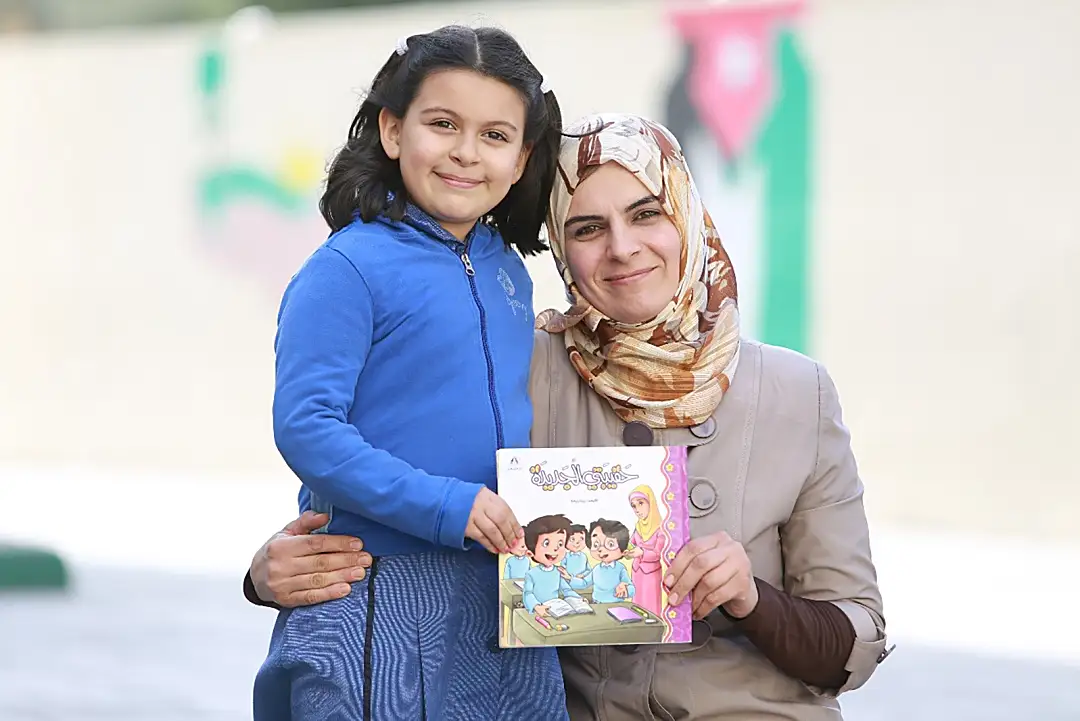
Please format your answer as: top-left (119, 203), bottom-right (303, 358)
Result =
top-left (496, 446), bottom-right (691, 648)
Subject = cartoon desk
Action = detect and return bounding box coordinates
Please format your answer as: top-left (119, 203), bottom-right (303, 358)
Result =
top-left (500, 579), bottom-right (594, 646)
top-left (507, 602), bottom-right (666, 647)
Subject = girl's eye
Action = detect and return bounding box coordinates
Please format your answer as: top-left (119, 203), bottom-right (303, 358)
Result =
top-left (484, 130), bottom-right (509, 142)
top-left (432, 120), bottom-right (455, 130)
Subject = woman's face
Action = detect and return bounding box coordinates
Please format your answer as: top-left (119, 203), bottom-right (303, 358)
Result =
top-left (562, 163), bottom-right (682, 324)
top-left (631, 496), bottom-right (650, 520)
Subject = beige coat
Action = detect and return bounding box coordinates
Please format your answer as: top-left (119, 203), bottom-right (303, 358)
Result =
top-left (529, 330), bottom-right (889, 720)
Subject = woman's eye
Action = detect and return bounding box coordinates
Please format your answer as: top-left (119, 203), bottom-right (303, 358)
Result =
top-left (573, 224), bottom-right (602, 239)
top-left (635, 209), bottom-right (661, 222)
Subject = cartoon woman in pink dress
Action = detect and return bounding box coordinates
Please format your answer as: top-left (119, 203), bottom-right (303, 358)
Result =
top-left (626, 485), bottom-right (667, 616)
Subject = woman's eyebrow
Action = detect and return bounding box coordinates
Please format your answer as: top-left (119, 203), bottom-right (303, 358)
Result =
top-left (564, 196), bottom-right (659, 229)
top-left (564, 213), bottom-right (603, 229)
top-left (624, 195), bottom-right (659, 212)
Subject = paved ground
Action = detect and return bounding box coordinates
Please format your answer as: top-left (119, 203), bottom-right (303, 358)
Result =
top-left (2, 467), bottom-right (1079, 719)
top-left (5, 565), bottom-right (1079, 720)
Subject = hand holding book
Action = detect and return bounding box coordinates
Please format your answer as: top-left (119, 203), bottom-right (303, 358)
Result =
top-left (465, 487), bottom-right (523, 554)
top-left (664, 530), bottom-right (758, 620)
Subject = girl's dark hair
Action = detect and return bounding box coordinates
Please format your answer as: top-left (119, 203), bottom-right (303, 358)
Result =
top-left (320, 25), bottom-right (562, 256)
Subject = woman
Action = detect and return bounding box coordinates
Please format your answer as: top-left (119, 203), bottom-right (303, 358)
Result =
top-left (625, 485), bottom-right (666, 617)
top-left (245, 114), bottom-right (889, 719)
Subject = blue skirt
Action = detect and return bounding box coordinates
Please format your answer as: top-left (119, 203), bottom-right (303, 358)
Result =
top-left (253, 549), bottom-right (568, 721)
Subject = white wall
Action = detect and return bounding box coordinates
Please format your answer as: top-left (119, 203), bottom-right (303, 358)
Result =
top-left (1, 0), bottom-right (1077, 538)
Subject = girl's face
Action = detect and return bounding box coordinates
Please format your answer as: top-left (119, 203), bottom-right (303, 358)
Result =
top-left (562, 163), bottom-right (682, 324)
top-left (379, 69), bottom-right (531, 240)
top-left (631, 496), bottom-right (650, 520)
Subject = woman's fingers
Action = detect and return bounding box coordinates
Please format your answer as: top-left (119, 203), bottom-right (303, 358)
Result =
top-left (266, 532), bottom-right (364, 562)
top-left (691, 559), bottom-right (741, 618)
top-left (280, 511), bottom-right (331, 537)
top-left (278, 583), bottom-right (353, 608)
top-left (272, 551), bottom-right (371, 589)
top-left (273, 567), bottom-right (364, 598)
top-left (665, 535), bottom-right (726, 604)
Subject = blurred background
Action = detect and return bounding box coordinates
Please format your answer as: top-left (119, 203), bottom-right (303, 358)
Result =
top-left (1, 0), bottom-right (1078, 718)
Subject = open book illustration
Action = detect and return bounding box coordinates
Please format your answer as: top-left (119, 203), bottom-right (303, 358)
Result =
top-left (496, 445), bottom-right (691, 648)
top-left (544, 597), bottom-right (594, 618)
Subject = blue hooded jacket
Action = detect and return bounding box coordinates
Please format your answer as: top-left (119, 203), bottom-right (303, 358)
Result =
top-left (272, 206), bottom-right (535, 556)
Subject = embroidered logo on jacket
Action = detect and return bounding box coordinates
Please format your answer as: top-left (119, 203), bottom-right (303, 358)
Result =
top-left (499, 267), bottom-right (528, 317)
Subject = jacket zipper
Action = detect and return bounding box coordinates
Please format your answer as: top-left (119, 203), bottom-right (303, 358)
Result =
top-left (396, 208), bottom-right (506, 450)
top-left (458, 244), bottom-right (505, 449)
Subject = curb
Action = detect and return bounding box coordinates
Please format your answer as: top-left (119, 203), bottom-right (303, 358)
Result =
top-left (0, 543), bottom-right (69, 591)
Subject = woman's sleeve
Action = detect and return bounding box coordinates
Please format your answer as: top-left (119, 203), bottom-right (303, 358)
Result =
top-left (727, 363), bottom-right (890, 694)
top-left (242, 571), bottom-right (280, 610)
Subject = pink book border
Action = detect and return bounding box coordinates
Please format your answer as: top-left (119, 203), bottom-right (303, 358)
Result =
top-left (658, 446), bottom-right (691, 642)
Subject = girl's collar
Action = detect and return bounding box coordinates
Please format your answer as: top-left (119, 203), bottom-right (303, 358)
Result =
top-left (377, 191), bottom-right (487, 250)
top-left (400, 202), bottom-right (482, 249)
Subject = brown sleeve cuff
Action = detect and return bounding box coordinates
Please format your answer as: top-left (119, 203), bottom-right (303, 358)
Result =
top-left (723, 578), bottom-right (856, 690)
top-left (243, 571), bottom-right (282, 610)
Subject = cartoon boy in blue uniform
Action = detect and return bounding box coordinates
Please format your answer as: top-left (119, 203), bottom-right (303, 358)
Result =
top-left (522, 514), bottom-right (581, 616)
top-left (588, 518), bottom-right (635, 603)
top-left (503, 534), bottom-right (531, 579)
top-left (559, 524), bottom-right (592, 590)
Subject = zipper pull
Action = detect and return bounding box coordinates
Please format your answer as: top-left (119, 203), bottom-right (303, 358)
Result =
top-left (461, 252), bottom-right (476, 276)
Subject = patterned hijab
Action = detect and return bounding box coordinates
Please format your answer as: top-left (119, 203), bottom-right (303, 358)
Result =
top-left (536, 114), bottom-right (741, 429)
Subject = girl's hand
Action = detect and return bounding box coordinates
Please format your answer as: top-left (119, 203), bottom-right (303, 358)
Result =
top-left (465, 488), bottom-right (523, 553)
top-left (663, 531), bottom-right (758, 620)
top-left (250, 511), bottom-right (372, 608)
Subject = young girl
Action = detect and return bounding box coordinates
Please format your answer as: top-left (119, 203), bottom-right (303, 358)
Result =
top-left (253, 26), bottom-right (568, 721)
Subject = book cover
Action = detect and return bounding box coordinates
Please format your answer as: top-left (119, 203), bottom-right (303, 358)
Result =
top-left (496, 446), bottom-right (691, 648)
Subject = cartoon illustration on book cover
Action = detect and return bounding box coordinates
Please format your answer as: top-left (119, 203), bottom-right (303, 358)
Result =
top-left (496, 446), bottom-right (691, 648)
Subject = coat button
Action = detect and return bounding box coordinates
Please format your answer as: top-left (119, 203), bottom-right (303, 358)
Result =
top-left (622, 421), bottom-right (654, 447)
top-left (690, 417), bottom-right (717, 439)
top-left (690, 481), bottom-right (717, 511)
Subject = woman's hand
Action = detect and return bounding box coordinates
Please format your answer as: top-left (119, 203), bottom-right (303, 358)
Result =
top-left (664, 531), bottom-right (759, 621)
top-left (624, 546), bottom-right (642, 558)
top-left (250, 511), bottom-right (372, 607)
